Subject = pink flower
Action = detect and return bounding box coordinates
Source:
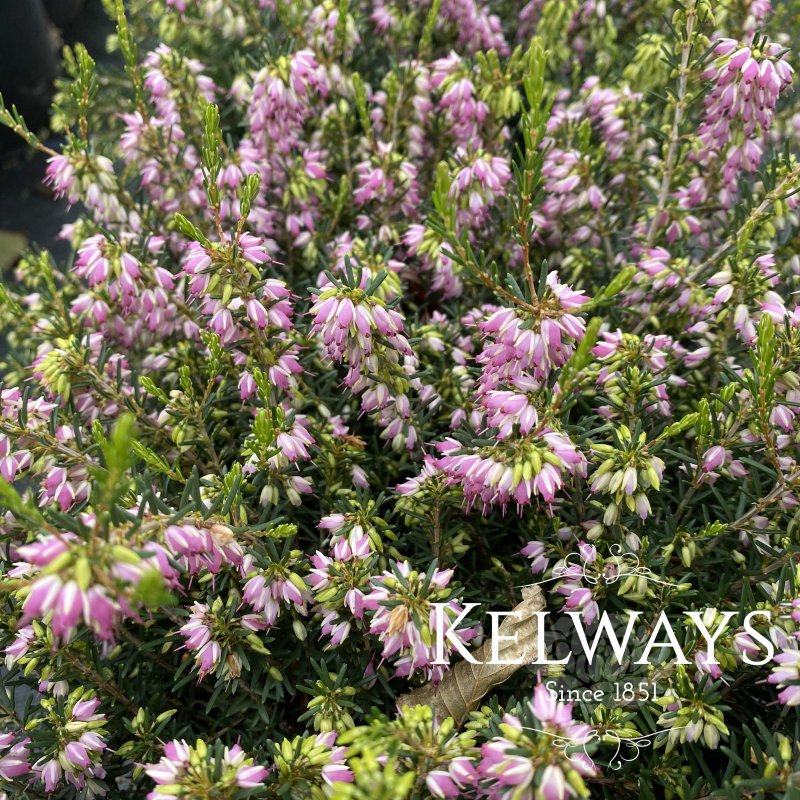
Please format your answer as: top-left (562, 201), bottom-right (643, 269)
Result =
top-left (242, 566), bottom-right (308, 625)
top-left (479, 684), bottom-right (596, 797)
top-left (521, 541), bottom-right (549, 574)
top-left (145, 739), bottom-right (269, 798)
top-left (18, 566), bottom-right (125, 643)
top-left (702, 445), bottom-right (728, 473)
top-left (0, 732), bottom-right (30, 781)
top-left (246, 298), bottom-right (269, 328)
top-left (164, 522), bottom-right (243, 575)
top-left (30, 698), bottom-right (107, 796)
top-left (695, 650), bottom-right (723, 680)
top-left (434, 429), bottom-right (586, 514)
top-left (362, 561), bottom-right (479, 683)
top-left (45, 154), bottom-right (76, 201)
top-left (696, 36), bottom-right (793, 189)
top-left (769, 646), bottom-right (800, 706)
top-left (179, 603), bottom-right (222, 678)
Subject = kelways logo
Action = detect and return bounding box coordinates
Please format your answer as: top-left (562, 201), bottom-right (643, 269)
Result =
top-left (429, 541), bottom-right (775, 669)
top-left (430, 604), bottom-right (775, 667)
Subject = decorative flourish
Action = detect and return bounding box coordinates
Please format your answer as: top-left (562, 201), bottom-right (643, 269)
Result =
top-left (519, 542), bottom-right (674, 590)
top-left (522, 726), bottom-right (668, 770)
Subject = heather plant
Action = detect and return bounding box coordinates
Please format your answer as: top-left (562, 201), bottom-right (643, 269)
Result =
top-left (1, 0), bottom-right (800, 797)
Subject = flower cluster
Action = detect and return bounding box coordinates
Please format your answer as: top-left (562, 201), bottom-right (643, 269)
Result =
top-left (30, 693), bottom-right (109, 798)
top-left (11, 533), bottom-right (164, 643)
top-left (363, 561), bottom-right (479, 683)
top-left (697, 36), bottom-right (794, 195)
top-left (144, 739), bottom-right (269, 799)
top-left (478, 684), bottom-right (597, 799)
top-left (310, 278), bottom-right (429, 451)
top-left (0, 732), bottom-right (30, 797)
top-left (588, 426), bottom-right (665, 523)
top-left (435, 430), bottom-right (587, 513)
top-left (475, 273), bottom-right (590, 389)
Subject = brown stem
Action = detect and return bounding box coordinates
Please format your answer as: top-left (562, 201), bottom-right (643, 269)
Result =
top-left (62, 650), bottom-right (137, 713)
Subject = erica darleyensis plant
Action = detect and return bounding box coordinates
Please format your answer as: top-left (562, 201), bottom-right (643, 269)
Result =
top-left (1, 0), bottom-right (800, 798)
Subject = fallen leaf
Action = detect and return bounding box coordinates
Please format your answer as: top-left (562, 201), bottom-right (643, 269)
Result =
top-left (398, 585), bottom-right (545, 725)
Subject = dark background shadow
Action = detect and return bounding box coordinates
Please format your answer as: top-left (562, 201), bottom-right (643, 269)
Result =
top-left (0, 0), bottom-right (113, 264)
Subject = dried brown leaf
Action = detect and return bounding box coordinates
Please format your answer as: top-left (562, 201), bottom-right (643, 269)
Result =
top-left (398, 585), bottom-right (545, 725)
